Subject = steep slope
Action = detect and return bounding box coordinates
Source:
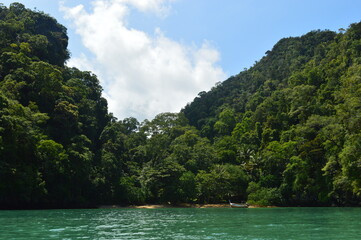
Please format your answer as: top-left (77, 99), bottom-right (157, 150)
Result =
top-left (0, 3), bottom-right (111, 208)
top-left (182, 30), bottom-right (337, 131)
top-left (182, 22), bottom-right (361, 205)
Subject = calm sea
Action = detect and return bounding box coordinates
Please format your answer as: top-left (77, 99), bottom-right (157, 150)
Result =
top-left (0, 207), bottom-right (360, 239)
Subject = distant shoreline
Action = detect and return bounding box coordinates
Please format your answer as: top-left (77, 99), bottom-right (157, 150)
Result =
top-left (98, 203), bottom-right (277, 209)
top-left (2, 204), bottom-right (352, 210)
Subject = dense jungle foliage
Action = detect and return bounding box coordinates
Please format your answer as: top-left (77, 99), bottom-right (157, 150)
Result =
top-left (1, 3), bottom-right (361, 208)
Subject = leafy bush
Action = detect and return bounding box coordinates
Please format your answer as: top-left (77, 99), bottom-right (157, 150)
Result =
top-left (247, 182), bottom-right (281, 206)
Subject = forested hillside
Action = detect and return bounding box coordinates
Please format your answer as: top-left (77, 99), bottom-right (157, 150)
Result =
top-left (1, 3), bottom-right (361, 208)
top-left (183, 23), bottom-right (361, 206)
top-left (0, 3), bottom-right (111, 208)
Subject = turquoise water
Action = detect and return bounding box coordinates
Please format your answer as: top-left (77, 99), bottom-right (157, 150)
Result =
top-left (0, 208), bottom-right (360, 239)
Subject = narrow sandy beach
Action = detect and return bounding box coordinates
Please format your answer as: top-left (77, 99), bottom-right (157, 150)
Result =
top-left (99, 203), bottom-right (230, 209)
top-left (131, 204), bottom-right (230, 209)
top-left (98, 203), bottom-right (275, 209)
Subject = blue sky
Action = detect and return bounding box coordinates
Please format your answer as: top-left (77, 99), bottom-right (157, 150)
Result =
top-left (2, 0), bottom-right (361, 120)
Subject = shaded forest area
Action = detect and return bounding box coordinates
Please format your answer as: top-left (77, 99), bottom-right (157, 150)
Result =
top-left (1, 3), bottom-right (361, 209)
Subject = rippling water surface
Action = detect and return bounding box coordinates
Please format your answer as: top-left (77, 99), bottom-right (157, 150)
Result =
top-left (0, 207), bottom-right (360, 239)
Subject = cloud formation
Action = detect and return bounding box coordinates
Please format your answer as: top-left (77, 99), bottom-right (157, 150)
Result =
top-left (62, 0), bottom-right (226, 120)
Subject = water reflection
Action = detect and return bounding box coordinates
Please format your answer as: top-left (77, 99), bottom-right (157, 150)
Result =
top-left (0, 208), bottom-right (360, 239)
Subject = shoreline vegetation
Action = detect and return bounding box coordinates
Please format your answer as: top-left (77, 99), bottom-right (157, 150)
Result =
top-left (99, 204), bottom-right (275, 209)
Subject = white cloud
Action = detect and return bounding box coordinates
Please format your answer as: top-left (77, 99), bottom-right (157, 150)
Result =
top-left (62, 0), bottom-right (226, 121)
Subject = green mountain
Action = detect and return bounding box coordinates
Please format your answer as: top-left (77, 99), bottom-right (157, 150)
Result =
top-left (0, 3), bottom-right (111, 208)
top-left (182, 23), bottom-right (361, 206)
top-left (1, 3), bottom-right (361, 208)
